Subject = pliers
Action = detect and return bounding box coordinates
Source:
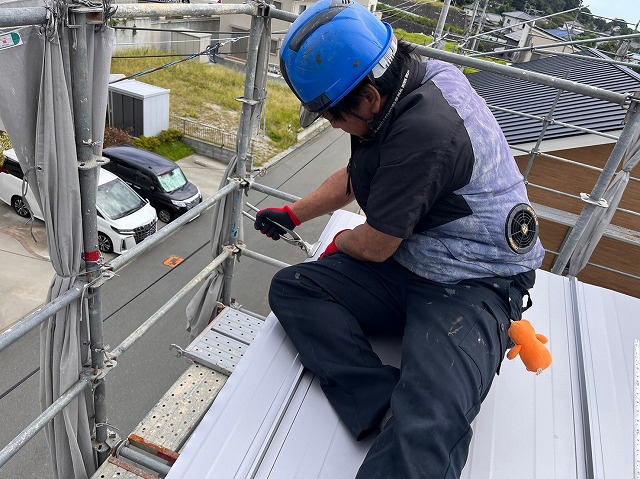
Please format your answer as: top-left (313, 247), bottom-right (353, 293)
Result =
top-left (243, 202), bottom-right (322, 258)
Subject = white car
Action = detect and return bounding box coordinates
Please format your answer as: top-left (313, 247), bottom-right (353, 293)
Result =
top-left (0, 148), bottom-right (158, 254)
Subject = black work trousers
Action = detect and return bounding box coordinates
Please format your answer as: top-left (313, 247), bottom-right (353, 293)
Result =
top-left (269, 254), bottom-right (533, 478)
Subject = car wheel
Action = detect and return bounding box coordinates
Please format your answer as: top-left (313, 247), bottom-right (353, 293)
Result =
top-left (98, 233), bottom-right (114, 254)
top-left (158, 209), bottom-right (172, 223)
top-left (11, 196), bottom-right (31, 218)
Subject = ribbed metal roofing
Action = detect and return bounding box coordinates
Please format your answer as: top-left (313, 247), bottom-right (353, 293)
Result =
top-left (167, 210), bottom-right (640, 479)
top-left (466, 50), bottom-right (640, 145)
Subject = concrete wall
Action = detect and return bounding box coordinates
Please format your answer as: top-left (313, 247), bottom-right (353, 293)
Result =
top-left (182, 136), bottom-right (242, 165)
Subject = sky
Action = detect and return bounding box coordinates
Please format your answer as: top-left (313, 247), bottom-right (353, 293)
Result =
top-left (584, 0), bottom-right (640, 24)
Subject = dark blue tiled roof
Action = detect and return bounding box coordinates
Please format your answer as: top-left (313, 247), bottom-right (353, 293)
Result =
top-left (466, 49), bottom-right (640, 145)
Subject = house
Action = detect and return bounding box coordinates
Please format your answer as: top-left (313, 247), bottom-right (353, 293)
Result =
top-left (562, 20), bottom-right (585, 36)
top-left (497, 24), bottom-right (580, 63)
top-left (461, 3), bottom-right (502, 31)
top-left (208, 0), bottom-right (377, 70)
top-left (485, 12), bottom-right (502, 26)
top-left (502, 10), bottom-right (537, 30)
top-left (545, 28), bottom-right (572, 39)
top-left (467, 49), bottom-right (640, 298)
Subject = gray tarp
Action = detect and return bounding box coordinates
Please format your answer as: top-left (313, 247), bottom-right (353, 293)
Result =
top-left (0, 8), bottom-right (114, 478)
top-left (185, 157), bottom-right (237, 339)
top-left (185, 14), bottom-right (270, 338)
top-left (568, 124), bottom-right (640, 276)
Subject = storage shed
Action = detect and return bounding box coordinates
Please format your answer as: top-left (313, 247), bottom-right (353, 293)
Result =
top-left (108, 79), bottom-right (170, 137)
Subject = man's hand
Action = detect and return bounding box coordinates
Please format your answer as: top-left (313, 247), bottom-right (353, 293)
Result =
top-left (319, 229), bottom-right (349, 259)
top-left (254, 206), bottom-right (301, 240)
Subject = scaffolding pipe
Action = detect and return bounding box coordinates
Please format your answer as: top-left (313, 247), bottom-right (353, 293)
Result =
top-left (0, 7), bottom-right (47, 27)
top-left (513, 147), bottom-right (609, 174)
top-left (0, 377), bottom-right (90, 469)
top-left (222, 10), bottom-right (267, 304)
top-left (0, 182), bottom-right (237, 351)
top-left (433, 0), bottom-right (452, 49)
top-left (105, 1), bottom-right (296, 22)
top-left (412, 44), bottom-right (629, 106)
top-left (490, 105), bottom-right (620, 140)
top-left (551, 93), bottom-right (640, 274)
top-left (528, 183), bottom-right (582, 200)
top-left (0, 281), bottom-right (84, 353)
top-left (461, 6), bottom-right (582, 45)
top-left (112, 3), bottom-right (254, 19)
top-left (110, 247), bottom-right (234, 359)
top-left (250, 181), bottom-right (302, 204)
top-left (523, 84), bottom-right (564, 180)
top-left (117, 445), bottom-right (171, 476)
top-left (68, 10), bottom-right (110, 464)
top-left (240, 246), bottom-right (291, 269)
top-left (469, 32), bottom-right (640, 58)
top-left (107, 181), bottom-right (239, 273)
top-left (468, 0), bottom-right (488, 53)
top-left (463, 0), bottom-right (479, 44)
top-left (526, 48), bottom-right (640, 71)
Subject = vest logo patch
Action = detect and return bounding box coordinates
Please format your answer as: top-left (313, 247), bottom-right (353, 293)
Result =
top-left (505, 204), bottom-right (539, 254)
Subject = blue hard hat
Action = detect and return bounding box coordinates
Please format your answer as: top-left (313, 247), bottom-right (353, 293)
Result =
top-left (280, 0), bottom-right (396, 127)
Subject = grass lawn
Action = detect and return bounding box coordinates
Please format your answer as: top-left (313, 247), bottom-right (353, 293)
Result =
top-left (111, 49), bottom-right (301, 153)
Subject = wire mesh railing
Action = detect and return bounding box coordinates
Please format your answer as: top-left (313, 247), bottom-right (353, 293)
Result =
top-left (170, 115), bottom-right (240, 149)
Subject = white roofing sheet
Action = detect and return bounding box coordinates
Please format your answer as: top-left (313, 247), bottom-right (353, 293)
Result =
top-left (167, 210), bottom-right (640, 479)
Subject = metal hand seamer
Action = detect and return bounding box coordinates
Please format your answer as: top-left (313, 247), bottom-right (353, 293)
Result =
top-left (243, 202), bottom-right (322, 258)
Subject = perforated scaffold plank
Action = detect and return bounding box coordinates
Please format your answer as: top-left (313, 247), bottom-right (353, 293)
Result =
top-left (183, 308), bottom-right (265, 375)
top-left (129, 363), bottom-right (228, 454)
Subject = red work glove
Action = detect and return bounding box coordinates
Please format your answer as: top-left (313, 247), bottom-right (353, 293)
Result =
top-left (319, 229), bottom-right (349, 259)
top-left (254, 205), bottom-right (301, 240)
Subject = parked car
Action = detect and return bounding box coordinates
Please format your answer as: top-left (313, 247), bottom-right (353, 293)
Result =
top-left (0, 148), bottom-right (157, 254)
top-left (101, 145), bottom-right (202, 223)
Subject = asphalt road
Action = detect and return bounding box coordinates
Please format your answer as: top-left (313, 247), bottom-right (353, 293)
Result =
top-left (0, 127), bottom-right (354, 479)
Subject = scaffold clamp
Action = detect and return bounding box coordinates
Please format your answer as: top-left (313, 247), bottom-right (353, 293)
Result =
top-left (580, 192), bottom-right (608, 208)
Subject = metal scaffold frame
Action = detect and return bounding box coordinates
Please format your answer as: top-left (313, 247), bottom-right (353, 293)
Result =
top-left (0, 1), bottom-right (639, 476)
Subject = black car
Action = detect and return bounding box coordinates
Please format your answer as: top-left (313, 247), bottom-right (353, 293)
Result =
top-left (102, 146), bottom-right (202, 223)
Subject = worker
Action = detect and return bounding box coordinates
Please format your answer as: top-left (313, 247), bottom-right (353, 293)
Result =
top-left (254, 0), bottom-right (545, 477)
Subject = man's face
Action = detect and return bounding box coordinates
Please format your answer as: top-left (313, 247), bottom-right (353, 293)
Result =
top-left (322, 89), bottom-right (380, 138)
top-left (322, 108), bottom-right (371, 138)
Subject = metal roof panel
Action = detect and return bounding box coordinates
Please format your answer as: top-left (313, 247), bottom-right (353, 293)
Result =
top-left (167, 211), bottom-right (640, 479)
top-left (467, 51), bottom-right (640, 145)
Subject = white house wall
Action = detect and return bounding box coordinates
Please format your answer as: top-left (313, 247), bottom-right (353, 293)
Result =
top-left (217, 0), bottom-right (378, 70)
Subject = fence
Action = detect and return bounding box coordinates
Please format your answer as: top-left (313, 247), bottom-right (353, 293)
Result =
top-left (169, 115), bottom-right (266, 163)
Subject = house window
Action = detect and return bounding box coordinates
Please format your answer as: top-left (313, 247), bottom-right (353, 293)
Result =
top-left (270, 39), bottom-right (278, 55)
top-left (272, 1), bottom-right (281, 9)
top-left (299, 4), bottom-right (306, 13)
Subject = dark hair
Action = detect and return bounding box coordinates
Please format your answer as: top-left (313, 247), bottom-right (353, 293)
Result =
top-left (325, 40), bottom-right (416, 122)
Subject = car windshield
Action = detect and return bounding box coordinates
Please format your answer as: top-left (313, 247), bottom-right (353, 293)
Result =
top-left (97, 178), bottom-right (146, 220)
top-left (157, 167), bottom-right (188, 193)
